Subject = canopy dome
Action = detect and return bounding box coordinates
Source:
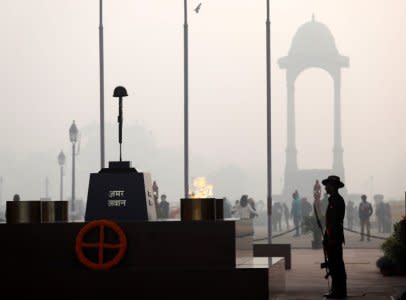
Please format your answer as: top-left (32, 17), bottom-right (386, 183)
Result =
top-left (288, 15), bottom-right (338, 57)
top-left (279, 15), bottom-right (349, 71)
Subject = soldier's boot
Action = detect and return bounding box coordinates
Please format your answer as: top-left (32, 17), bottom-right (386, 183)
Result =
top-left (323, 277), bottom-right (336, 298)
top-left (326, 279), bottom-right (347, 298)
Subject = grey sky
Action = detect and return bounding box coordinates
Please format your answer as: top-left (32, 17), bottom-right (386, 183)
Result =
top-left (0, 0), bottom-right (405, 203)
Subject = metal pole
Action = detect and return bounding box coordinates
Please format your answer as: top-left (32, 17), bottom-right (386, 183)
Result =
top-left (266, 0), bottom-right (272, 243)
top-left (184, 0), bottom-right (189, 199)
top-left (60, 166), bottom-right (63, 201)
top-left (99, 0), bottom-right (106, 169)
top-left (72, 143), bottom-right (76, 213)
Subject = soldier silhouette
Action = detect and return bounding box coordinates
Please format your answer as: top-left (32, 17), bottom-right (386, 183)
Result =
top-left (321, 175), bottom-right (347, 299)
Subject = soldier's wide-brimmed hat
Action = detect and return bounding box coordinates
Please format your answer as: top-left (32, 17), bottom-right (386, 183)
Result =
top-left (321, 175), bottom-right (345, 189)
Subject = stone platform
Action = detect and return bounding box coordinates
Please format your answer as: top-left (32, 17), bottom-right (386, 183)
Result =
top-left (0, 220), bottom-right (284, 299)
top-left (271, 249), bottom-right (406, 300)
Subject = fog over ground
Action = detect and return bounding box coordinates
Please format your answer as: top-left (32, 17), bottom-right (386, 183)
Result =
top-left (0, 0), bottom-right (405, 206)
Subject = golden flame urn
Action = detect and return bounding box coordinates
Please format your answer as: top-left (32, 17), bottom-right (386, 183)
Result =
top-left (180, 198), bottom-right (224, 221)
top-left (6, 200), bottom-right (69, 224)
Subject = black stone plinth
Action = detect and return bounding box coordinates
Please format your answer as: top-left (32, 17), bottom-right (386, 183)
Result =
top-left (0, 220), bottom-right (268, 299)
top-left (85, 162), bottom-right (156, 222)
top-left (0, 220), bottom-right (239, 270)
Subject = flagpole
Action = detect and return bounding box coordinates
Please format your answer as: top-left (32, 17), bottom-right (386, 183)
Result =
top-left (99, 0), bottom-right (106, 169)
top-left (184, 0), bottom-right (189, 199)
top-left (266, 0), bottom-right (272, 243)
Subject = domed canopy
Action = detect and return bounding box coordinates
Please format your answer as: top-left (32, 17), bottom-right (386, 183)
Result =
top-left (279, 15), bottom-right (349, 71)
top-left (289, 15), bottom-right (338, 57)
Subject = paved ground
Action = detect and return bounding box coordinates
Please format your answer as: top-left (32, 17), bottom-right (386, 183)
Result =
top-left (270, 249), bottom-right (406, 300)
top-left (253, 224), bottom-right (391, 249)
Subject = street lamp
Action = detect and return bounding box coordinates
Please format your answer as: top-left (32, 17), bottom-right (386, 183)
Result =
top-left (183, 0), bottom-right (189, 199)
top-left (181, 0), bottom-right (272, 207)
top-left (180, 1), bottom-right (272, 241)
top-left (69, 120), bottom-right (79, 214)
top-left (99, 0), bottom-right (106, 169)
top-left (58, 150), bottom-right (66, 201)
top-left (265, 0), bottom-right (273, 244)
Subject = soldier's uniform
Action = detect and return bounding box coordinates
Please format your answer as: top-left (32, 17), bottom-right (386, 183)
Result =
top-left (322, 175), bottom-right (347, 298)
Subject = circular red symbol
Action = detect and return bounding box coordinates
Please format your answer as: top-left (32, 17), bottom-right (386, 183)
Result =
top-left (75, 219), bottom-right (127, 270)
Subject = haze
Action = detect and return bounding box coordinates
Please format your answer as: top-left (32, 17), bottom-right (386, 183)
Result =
top-left (0, 0), bottom-right (405, 206)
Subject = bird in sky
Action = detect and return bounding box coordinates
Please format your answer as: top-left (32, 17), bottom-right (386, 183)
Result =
top-left (194, 3), bottom-right (202, 13)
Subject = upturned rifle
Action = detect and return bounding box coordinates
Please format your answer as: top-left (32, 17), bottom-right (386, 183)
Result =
top-left (313, 202), bottom-right (330, 279)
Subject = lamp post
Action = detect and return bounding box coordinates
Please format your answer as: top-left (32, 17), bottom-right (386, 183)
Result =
top-left (180, 2), bottom-right (272, 240)
top-left (69, 121), bottom-right (79, 213)
top-left (99, 0), bottom-right (105, 169)
top-left (183, 0), bottom-right (189, 199)
top-left (58, 150), bottom-right (66, 201)
top-left (266, 0), bottom-right (272, 243)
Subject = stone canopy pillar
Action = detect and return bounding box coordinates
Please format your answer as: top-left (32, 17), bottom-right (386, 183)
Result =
top-left (333, 71), bottom-right (344, 178)
top-left (286, 72), bottom-right (298, 174)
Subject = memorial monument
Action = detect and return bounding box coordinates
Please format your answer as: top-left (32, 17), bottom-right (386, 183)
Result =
top-left (85, 86), bottom-right (157, 222)
top-left (278, 16), bottom-right (349, 200)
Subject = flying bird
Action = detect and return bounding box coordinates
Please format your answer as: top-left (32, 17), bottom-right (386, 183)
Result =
top-left (194, 3), bottom-right (202, 13)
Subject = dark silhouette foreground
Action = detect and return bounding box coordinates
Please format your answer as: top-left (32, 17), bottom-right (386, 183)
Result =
top-left (322, 175), bottom-right (347, 299)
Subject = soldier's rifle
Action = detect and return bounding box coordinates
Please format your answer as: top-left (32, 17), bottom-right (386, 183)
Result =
top-left (313, 202), bottom-right (330, 279)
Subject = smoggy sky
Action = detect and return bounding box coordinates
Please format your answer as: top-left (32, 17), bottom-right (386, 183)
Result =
top-left (0, 0), bottom-right (405, 203)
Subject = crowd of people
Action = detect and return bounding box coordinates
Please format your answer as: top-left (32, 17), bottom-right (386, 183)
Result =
top-left (251, 189), bottom-right (394, 241)
top-left (345, 194), bottom-right (393, 240)
top-left (152, 180), bottom-right (393, 241)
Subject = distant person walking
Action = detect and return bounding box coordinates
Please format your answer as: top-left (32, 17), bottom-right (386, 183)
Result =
top-left (158, 194), bottom-right (170, 219)
top-left (358, 194), bottom-right (373, 241)
top-left (272, 202), bottom-right (283, 232)
top-left (353, 205), bottom-right (359, 228)
top-left (291, 190), bottom-right (302, 237)
top-left (282, 203), bottom-right (290, 230)
top-left (375, 199), bottom-right (385, 233)
top-left (235, 195), bottom-right (257, 220)
top-left (346, 200), bottom-right (355, 230)
top-left (301, 197), bottom-right (312, 219)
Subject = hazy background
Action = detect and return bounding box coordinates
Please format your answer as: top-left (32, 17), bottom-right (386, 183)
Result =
top-left (0, 0), bottom-right (405, 208)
